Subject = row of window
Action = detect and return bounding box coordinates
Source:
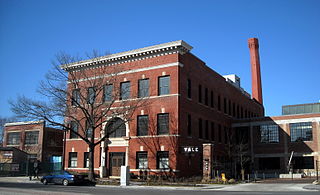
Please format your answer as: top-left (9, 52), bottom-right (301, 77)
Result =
top-left (259, 122), bottom-right (313, 143)
top-left (188, 114), bottom-right (230, 144)
top-left (69, 114), bottom-right (170, 139)
top-left (187, 79), bottom-right (259, 119)
top-left (68, 151), bottom-right (169, 169)
top-left (6, 131), bottom-right (39, 145)
top-left (71, 76), bottom-right (170, 105)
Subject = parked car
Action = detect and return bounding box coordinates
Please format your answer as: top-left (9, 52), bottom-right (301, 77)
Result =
top-left (41, 171), bottom-right (85, 186)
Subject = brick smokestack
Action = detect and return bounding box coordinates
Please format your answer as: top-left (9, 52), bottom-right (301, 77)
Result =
top-left (248, 38), bottom-right (263, 105)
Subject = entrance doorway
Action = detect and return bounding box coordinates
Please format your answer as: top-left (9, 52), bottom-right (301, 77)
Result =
top-left (109, 152), bottom-right (125, 176)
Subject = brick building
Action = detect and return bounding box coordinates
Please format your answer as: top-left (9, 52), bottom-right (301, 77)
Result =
top-left (233, 104), bottom-right (320, 176)
top-left (3, 121), bottom-right (63, 163)
top-left (62, 39), bottom-right (264, 177)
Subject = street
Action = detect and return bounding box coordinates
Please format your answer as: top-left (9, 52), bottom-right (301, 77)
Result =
top-left (0, 181), bottom-right (319, 195)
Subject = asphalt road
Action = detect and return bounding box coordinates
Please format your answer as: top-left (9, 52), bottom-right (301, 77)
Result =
top-left (0, 182), bottom-right (319, 195)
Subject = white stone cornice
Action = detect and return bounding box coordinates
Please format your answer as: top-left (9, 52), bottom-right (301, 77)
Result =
top-left (4, 120), bottom-right (44, 127)
top-left (61, 40), bottom-right (192, 71)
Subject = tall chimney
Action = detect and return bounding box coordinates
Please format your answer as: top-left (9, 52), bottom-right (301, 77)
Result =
top-left (248, 38), bottom-right (263, 105)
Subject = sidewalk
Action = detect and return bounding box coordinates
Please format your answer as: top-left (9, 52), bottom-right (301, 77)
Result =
top-left (0, 176), bottom-right (319, 191)
top-left (0, 176), bottom-right (41, 184)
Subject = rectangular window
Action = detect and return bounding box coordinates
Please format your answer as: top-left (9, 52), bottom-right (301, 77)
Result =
top-left (259, 157), bottom-right (280, 170)
top-left (136, 152), bottom-right (148, 169)
top-left (211, 122), bottom-right (214, 141)
top-left (68, 152), bottom-right (77, 168)
top-left (205, 120), bottom-right (209, 140)
top-left (260, 124), bottom-right (279, 143)
top-left (103, 84), bottom-right (113, 102)
top-left (241, 107), bottom-right (244, 118)
top-left (158, 76), bottom-right (170, 95)
top-left (120, 82), bottom-right (131, 100)
top-left (228, 100), bottom-right (231, 115)
top-left (290, 122), bottom-right (313, 142)
top-left (157, 151), bottom-right (169, 169)
top-left (138, 79), bottom-right (149, 98)
top-left (157, 113), bottom-right (169, 135)
top-left (72, 89), bottom-right (80, 106)
top-left (218, 95), bottom-right (221, 111)
top-left (223, 98), bottom-right (227, 113)
top-left (7, 132), bottom-right (20, 145)
top-left (87, 87), bottom-right (96, 104)
top-left (237, 105), bottom-right (240, 118)
top-left (218, 125), bottom-right (222, 143)
top-left (70, 121), bottom-right (78, 139)
top-left (137, 115), bottom-right (149, 136)
top-left (224, 127), bottom-right (228, 144)
top-left (210, 91), bottom-right (214, 108)
top-left (198, 118), bottom-right (203, 139)
top-left (232, 103), bottom-right (236, 117)
top-left (84, 152), bottom-right (89, 168)
top-left (198, 85), bottom-right (202, 103)
top-left (187, 79), bottom-right (191, 99)
top-left (293, 156), bottom-right (314, 169)
top-left (205, 88), bottom-right (208, 106)
top-left (25, 131), bottom-right (39, 145)
top-left (86, 120), bottom-right (93, 138)
top-left (187, 114), bottom-right (191, 136)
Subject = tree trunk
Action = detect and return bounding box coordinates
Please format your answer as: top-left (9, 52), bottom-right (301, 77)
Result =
top-left (88, 144), bottom-right (95, 181)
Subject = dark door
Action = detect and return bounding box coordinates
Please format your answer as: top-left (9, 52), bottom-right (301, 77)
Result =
top-left (109, 152), bottom-right (125, 176)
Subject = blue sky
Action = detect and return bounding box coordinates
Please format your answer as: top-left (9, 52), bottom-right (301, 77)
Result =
top-left (0, 0), bottom-right (319, 118)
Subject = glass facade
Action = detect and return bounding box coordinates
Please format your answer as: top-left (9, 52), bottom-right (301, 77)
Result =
top-left (260, 124), bottom-right (279, 143)
top-left (282, 103), bottom-right (320, 115)
top-left (290, 122), bottom-right (313, 142)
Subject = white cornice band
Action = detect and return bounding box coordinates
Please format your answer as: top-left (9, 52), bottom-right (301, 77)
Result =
top-left (61, 40), bottom-right (192, 71)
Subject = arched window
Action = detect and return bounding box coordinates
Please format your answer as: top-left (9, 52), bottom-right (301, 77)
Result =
top-left (106, 117), bottom-right (126, 138)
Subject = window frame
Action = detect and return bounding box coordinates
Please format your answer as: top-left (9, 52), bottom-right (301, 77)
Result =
top-left (24, 131), bottom-right (39, 145)
top-left (156, 151), bottom-right (169, 169)
top-left (290, 122), bottom-right (313, 142)
top-left (137, 115), bottom-right (149, 136)
top-left (68, 152), bottom-right (77, 168)
top-left (87, 87), bottom-right (96, 104)
top-left (158, 76), bottom-right (170, 96)
top-left (120, 81), bottom-right (131, 100)
top-left (157, 113), bottom-right (169, 135)
top-left (71, 89), bottom-right (80, 106)
top-left (70, 121), bottom-right (78, 139)
top-left (138, 79), bottom-right (149, 98)
top-left (103, 84), bottom-right (113, 102)
top-left (136, 151), bottom-right (148, 169)
top-left (259, 124), bottom-right (279, 143)
top-left (7, 132), bottom-right (21, 145)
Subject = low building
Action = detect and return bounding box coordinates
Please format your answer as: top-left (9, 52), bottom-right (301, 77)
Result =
top-left (3, 120), bottom-right (64, 163)
top-left (233, 105), bottom-right (320, 176)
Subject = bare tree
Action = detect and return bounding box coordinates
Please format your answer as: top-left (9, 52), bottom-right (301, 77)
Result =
top-left (0, 116), bottom-right (16, 146)
top-left (10, 51), bottom-right (146, 181)
top-left (234, 128), bottom-right (250, 181)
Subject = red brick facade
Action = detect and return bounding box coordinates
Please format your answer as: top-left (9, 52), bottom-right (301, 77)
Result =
top-left (63, 40), bottom-right (264, 178)
top-left (3, 121), bottom-right (63, 162)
